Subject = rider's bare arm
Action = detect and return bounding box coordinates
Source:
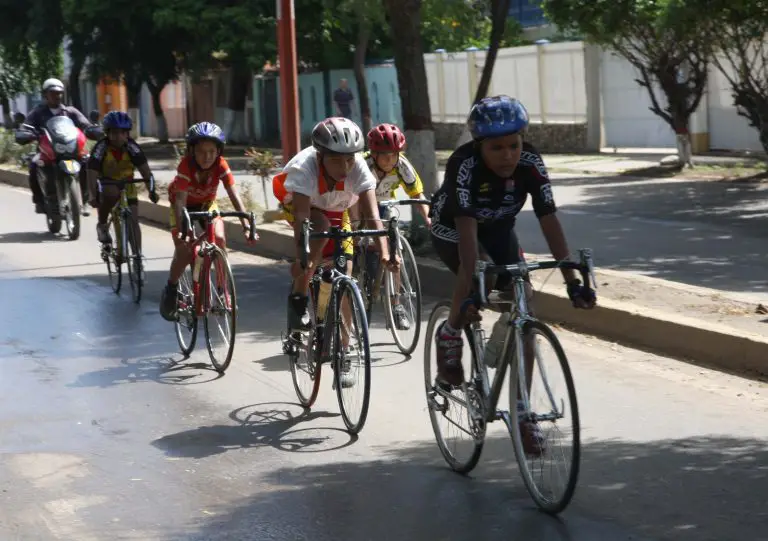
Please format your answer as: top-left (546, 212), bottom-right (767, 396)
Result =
top-left (290, 192), bottom-right (312, 260)
top-left (456, 216), bottom-right (479, 294)
top-left (357, 189), bottom-right (390, 261)
top-left (522, 151), bottom-right (577, 283)
top-left (224, 184), bottom-right (250, 230)
top-left (174, 190), bottom-right (189, 235)
top-left (539, 215), bottom-right (577, 283)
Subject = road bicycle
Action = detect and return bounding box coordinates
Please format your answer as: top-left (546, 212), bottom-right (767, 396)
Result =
top-left (424, 249), bottom-right (596, 514)
top-left (174, 207), bottom-right (257, 373)
top-left (99, 177), bottom-right (156, 303)
top-left (353, 198), bottom-right (428, 355)
top-left (282, 217), bottom-right (398, 434)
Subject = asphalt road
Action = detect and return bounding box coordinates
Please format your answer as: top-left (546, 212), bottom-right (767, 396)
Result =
top-left (1, 183), bottom-right (767, 541)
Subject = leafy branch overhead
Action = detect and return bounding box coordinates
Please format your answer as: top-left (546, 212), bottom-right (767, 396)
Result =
top-left (543, 0), bottom-right (713, 135)
top-left (705, 0), bottom-right (768, 153)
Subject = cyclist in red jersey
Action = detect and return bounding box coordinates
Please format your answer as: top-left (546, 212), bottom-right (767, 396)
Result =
top-left (159, 122), bottom-right (254, 321)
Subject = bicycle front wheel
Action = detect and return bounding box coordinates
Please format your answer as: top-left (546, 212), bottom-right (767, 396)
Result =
top-left (102, 243), bottom-right (121, 295)
top-left (288, 280), bottom-right (322, 407)
top-left (384, 235), bottom-right (422, 355)
top-left (124, 216), bottom-right (143, 304)
top-left (175, 266), bottom-right (198, 356)
top-left (508, 319), bottom-right (580, 515)
top-left (333, 277), bottom-right (371, 434)
top-left (203, 246), bottom-right (238, 373)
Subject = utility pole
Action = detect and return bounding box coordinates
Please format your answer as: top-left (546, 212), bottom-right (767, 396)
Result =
top-left (277, 0), bottom-right (301, 163)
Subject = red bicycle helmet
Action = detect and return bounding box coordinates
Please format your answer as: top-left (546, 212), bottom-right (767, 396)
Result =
top-left (367, 123), bottom-right (406, 152)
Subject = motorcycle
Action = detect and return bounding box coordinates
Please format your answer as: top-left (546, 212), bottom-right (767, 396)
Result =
top-left (15, 116), bottom-right (102, 240)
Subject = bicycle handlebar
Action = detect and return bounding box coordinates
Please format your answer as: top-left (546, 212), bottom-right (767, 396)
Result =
top-left (180, 208), bottom-right (258, 243)
top-left (98, 177), bottom-right (156, 195)
top-left (378, 198), bottom-right (432, 208)
top-left (298, 217), bottom-right (399, 270)
top-left (472, 249), bottom-right (597, 307)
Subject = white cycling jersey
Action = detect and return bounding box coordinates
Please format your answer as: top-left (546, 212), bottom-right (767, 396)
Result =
top-left (282, 146), bottom-right (376, 212)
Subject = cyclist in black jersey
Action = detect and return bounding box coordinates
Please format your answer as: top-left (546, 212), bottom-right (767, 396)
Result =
top-left (429, 95), bottom-right (596, 390)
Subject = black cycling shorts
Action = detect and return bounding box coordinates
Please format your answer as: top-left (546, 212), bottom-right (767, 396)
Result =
top-left (431, 227), bottom-right (526, 290)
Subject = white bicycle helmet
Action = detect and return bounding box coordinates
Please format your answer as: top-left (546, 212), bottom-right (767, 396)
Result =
top-left (311, 117), bottom-right (364, 154)
top-left (42, 78), bottom-right (65, 92)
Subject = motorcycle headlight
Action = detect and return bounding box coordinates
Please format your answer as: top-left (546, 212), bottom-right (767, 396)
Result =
top-left (54, 141), bottom-right (76, 154)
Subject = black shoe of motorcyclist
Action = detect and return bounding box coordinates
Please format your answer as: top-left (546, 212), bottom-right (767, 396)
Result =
top-left (35, 203), bottom-right (45, 214)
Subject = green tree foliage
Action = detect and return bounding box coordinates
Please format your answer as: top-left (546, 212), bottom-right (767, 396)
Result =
top-left (706, 0), bottom-right (768, 152)
top-left (421, 0), bottom-right (523, 53)
top-left (543, 0), bottom-right (711, 138)
top-left (0, 0), bottom-right (65, 119)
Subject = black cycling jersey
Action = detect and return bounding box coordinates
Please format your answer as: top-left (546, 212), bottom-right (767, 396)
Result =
top-left (430, 141), bottom-right (557, 243)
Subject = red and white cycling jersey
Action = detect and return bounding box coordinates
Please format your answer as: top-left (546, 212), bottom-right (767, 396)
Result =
top-left (275, 146), bottom-right (376, 211)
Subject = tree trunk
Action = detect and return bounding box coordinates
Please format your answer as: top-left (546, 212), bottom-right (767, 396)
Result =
top-left (473, 0), bottom-right (511, 104)
top-left (353, 19), bottom-right (372, 137)
top-left (124, 77), bottom-right (143, 136)
top-left (68, 55), bottom-right (84, 111)
top-left (383, 0), bottom-right (438, 195)
top-left (226, 65), bottom-right (251, 144)
top-left (454, 0), bottom-right (511, 148)
top-left (1, 96), bottom-right (11, 128)
top-left (146, 81), bottom-right (169, 143)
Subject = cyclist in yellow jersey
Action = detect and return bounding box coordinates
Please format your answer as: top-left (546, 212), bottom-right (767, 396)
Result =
top-left (356, 123), bottom-right (430, 331)
top-left (87, 111), bottom-right (158, 252)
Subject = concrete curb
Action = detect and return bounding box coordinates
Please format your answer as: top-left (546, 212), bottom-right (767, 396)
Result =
top-left (2, 168), bottom-right (767, 379)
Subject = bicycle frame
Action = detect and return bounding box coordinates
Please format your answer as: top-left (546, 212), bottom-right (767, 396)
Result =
top-left (434, 251), bottom-right (597, 432)
top-left (99, 177), bottom-right (151, 258)
top-left (179, 207), bottom-right (257, 317)
top-left (299, 217), bottom-right (399, 360)
top-left (364, 198), bottom-right (430, 302)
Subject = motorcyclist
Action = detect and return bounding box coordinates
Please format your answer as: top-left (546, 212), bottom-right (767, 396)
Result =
top-left (20, 78), bottom-right (100, 216)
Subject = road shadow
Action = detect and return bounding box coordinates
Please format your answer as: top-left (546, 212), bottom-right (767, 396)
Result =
top-left (0, 230), bottom-right (62, 244)
top-left (68, 355), bottom-right (223, 388)
top-left (151, 402), bottom-right (353, 459)
top-left (8, 258), bottom-right (437, 388)
top-left (514, 176), bottom-right (768, 296)
top-left (177, 434), bottom-right (768, 541)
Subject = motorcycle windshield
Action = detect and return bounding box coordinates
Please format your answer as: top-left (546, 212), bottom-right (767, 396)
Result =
top-left (46, 116), bottom-right (79, 144)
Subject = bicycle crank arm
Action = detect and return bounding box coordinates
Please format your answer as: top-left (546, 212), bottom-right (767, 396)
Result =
top-left (428, 391), bottom-right (482, 442)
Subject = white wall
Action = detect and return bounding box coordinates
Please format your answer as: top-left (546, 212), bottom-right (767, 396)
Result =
top-left (600, 50), bottom-right (676, 148)
top-left (425, 42), bottom-right (587, 125)
top-left (707, 55), bottom-right (763, 151)
top-left (424, 40), bottom-right (766, 151)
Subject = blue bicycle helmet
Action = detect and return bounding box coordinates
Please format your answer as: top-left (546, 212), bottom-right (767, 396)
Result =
top-left (468, 95), bottom-right (529, 140)
top-left (103, 111), bottom-right (133, 131)
top-left (186, 122), bottom-right (226, 148)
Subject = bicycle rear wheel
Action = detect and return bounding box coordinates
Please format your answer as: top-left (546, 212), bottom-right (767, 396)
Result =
top-left (175, 266), bottom-right (198, 356)
top-left (203, 246), bottom-right (237, 373)
top-left (508, 319), bottom-right (580, 515)
top-left (384, 235), bottom-right (422, 355)
top-left (333, 277), bottom-right (371, 434)
top-left (124, 216), bottom-right (143, 304)
top-left (288, 279), bottom-right (322, 407)
top-left (424, 302), bottom-right (484, 474)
